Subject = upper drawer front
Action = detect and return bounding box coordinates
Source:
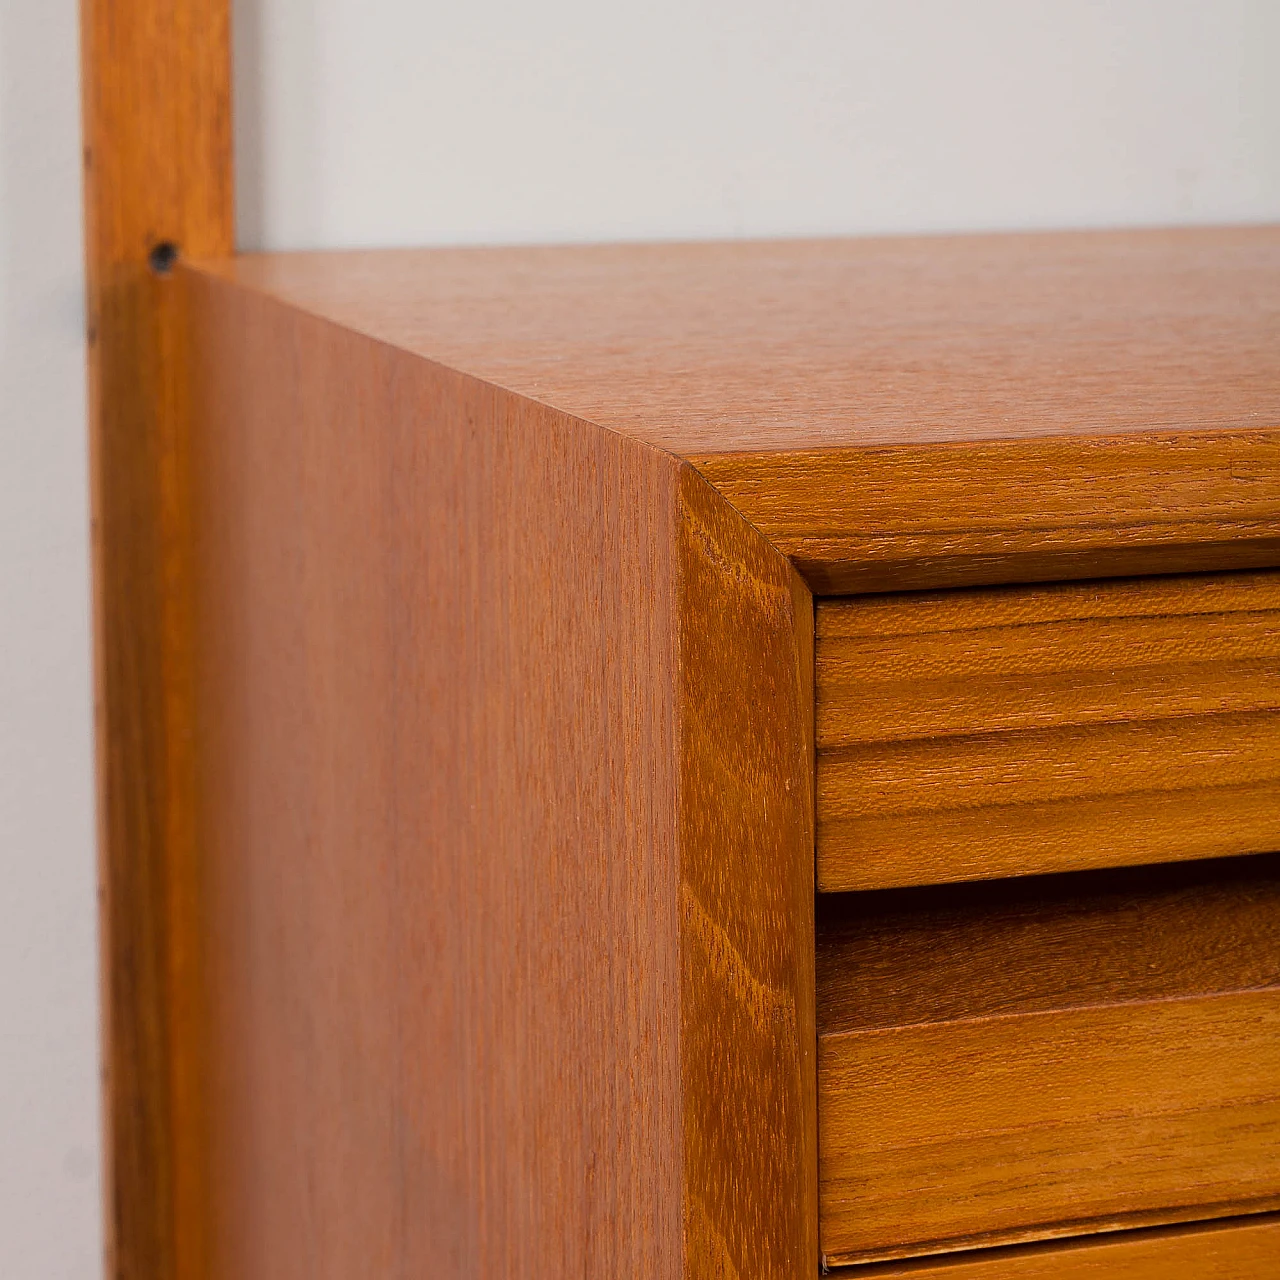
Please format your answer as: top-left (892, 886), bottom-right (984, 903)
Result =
top-left (815, 569), bottom-right (1280, 892)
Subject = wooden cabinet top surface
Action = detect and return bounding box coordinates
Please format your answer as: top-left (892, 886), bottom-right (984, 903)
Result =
top-left (202, 226), bottom-right (1280, 457)
top-left (196, 226), bottom-right (1280, 592)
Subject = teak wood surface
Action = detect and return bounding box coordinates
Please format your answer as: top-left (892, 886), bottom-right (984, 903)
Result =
top-left (843, 1213), bottom-right (1280, 1278)
top-left (197, 231), bottom-right (1280, 593)
top-left (80, 0), bottom-right (232, 1276)
top-left (815, 569), bottom-right (1280, 890)
top-left (182, 268), bottom-right (817, 1277)
top-left (81, 12), bottom-right (1280, 1269)
top-left (816, 856), bottom-right (1280, 1266)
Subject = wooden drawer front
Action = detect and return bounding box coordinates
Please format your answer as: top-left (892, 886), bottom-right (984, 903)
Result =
top-left (845, 1215), bottom-right (1280, 1278)
top-left (815, 569), bottom-right (1280, 893)
top-left (815, 856), bottom-right (1280, 1267)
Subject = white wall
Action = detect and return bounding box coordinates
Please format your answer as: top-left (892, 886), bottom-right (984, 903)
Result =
top-left (0, 1), bottom-right (101, 1278)
top-left (236, 0), bottom-right (1280, 251)
top-left (3, 0), bottom-right (1280, 1275)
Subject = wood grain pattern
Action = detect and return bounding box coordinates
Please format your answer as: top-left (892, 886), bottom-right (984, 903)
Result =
top-left (816, 856), bottom-right (1280, 1265)
top-left (194, 229), bottom-right (1280, 593)
top-left (816, 569), bottom-right (1280, 891)
top-left (695, 436), bottom-right (1280, 594)
top-left (80, 1), bottom-right (232, 1277)
top-left (840, 1213), bottom-right (1280, 1278)
top-left (678, 468), bottom-right (818, 1276)
top-left (183, 265), bottom-right (816, 1278)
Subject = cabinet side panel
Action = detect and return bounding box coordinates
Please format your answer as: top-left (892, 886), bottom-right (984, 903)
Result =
top-left (677, 469), bottom-right (818, 1278)
top-left (185, 271), bottom-right (683, 1277)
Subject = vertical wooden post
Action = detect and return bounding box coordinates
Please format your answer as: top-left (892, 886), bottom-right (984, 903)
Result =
top-left (80, 2), bottom-right (233, 1276)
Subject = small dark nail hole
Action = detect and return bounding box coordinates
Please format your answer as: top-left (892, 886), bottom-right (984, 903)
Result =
top-left (149, 241), bottom-right (179, 275)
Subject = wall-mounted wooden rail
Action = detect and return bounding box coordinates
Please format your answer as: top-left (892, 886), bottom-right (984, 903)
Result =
top-left (81, 2), bottom-right (231, 1275)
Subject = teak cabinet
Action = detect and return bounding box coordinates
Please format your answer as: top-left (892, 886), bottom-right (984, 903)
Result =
top-left (80, 11), bottom-right (1280, 1275)
top-left (128, 231), bottom-right (1280, 1277)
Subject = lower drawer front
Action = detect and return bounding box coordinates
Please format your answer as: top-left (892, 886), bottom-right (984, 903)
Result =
top-left (815, 568), bottom-right (1280, 892)
top-left (847, 1215), bottom-right (1280, 1278)
top-left (816, 856), bottom-right (1280, 1266)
